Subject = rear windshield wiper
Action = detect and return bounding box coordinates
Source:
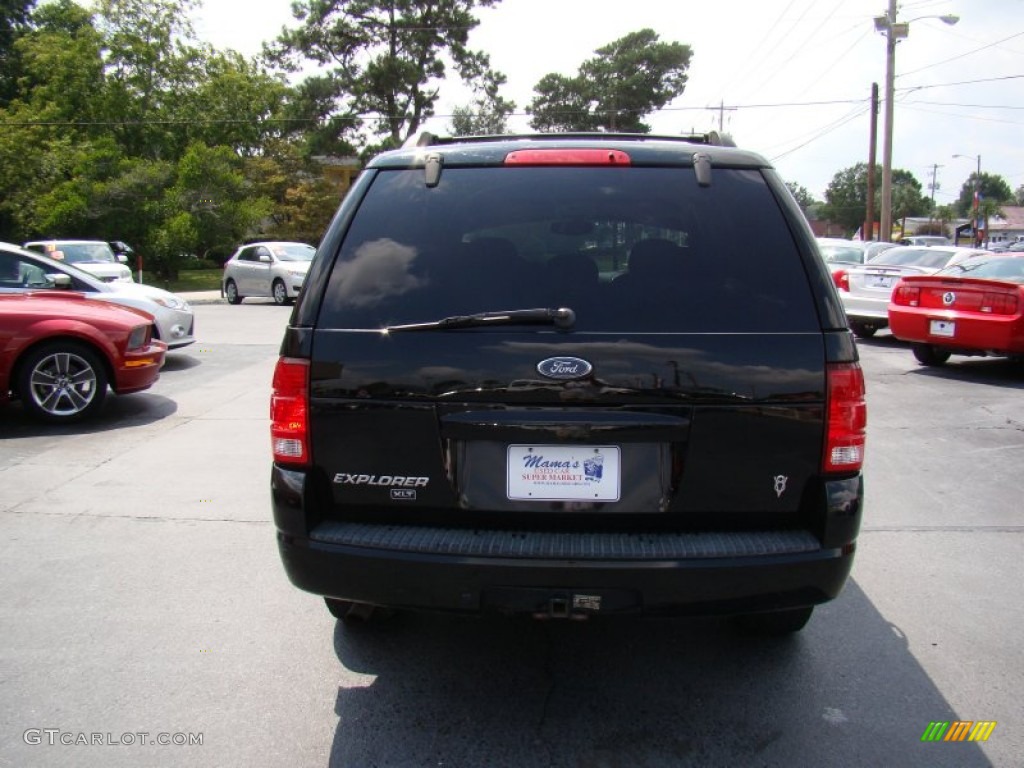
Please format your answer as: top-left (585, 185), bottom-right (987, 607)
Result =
top-left (385, 307), bottom-right (575, 332)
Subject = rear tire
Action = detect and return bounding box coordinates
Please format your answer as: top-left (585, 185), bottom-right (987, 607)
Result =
top-left (16, 341), bottom-right (108, 422)
top-left (324, 598), bottom-right (396, 623)
top-left (850, 322), bottom-right (878, 339)
top-left (225, 279), bottom-right (243, 305)
top-left (733, 606), bottom-right (813, 636)
top-left (912, 343), bottom-right (951, 366)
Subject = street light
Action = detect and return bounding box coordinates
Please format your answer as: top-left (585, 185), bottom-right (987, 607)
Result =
top-left (953, 153), bottom-right (982, 245)
top-left (875, 3), bottom-right (959, 242)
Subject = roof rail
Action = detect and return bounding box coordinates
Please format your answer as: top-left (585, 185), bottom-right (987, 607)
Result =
top-left (412, 131), bottom-right (737, 148)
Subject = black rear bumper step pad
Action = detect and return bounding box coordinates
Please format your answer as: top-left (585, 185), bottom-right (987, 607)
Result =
top-left (309, 522), bottom-right (820, 560)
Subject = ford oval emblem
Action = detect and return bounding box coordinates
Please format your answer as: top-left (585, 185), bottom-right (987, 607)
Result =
top-left (537, 356), bottom-right (593, 380)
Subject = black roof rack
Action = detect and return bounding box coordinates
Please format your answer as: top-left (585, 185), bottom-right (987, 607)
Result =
top-left (413, 131), bottom-right (737, 148)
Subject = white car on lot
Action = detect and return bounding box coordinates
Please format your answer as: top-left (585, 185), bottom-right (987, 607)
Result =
top-left (0, 242), bottom-right (195, 349)
top-left (22, 240), bottom-right (134, 284)
top-left (221, 241), bottom-right (316, 305)
top-left (835, 245), bottom-right (991, 338)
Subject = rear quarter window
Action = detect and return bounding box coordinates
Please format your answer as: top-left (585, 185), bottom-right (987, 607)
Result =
top-left (319, 166), bottom-right (819, 333)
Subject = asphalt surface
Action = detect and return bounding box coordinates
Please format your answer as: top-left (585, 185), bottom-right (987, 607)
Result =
top-left (0, 306), bottom-right (1021, 767)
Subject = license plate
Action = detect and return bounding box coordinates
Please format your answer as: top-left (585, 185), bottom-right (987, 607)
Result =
top-left (866, 275), bottom-right (894, 289)
top-left (507, 445), bottom-right (621, 501)
top-left (930, 319), bottom-right (955, 337)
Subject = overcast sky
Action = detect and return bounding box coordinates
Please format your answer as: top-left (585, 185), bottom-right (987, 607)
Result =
top-left (192, 0), bottom-right (1024, 203)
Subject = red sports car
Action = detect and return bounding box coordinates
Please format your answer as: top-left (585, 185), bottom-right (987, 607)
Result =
top-left (0, 292), bottom-right (167, 422)
top-left (888, 254), bottom-right (1024, 366)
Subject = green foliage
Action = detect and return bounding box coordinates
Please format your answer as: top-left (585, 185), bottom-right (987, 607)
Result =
top-left (148, 142), bottom-right (273, 279)
top-left (954, 172), bottom-right (1013, 216)
top-left (267, 0), bottom-right (505, 146)
top-left (0, 0), bottom-right (36, 104)
top-left (0, 0), bottom-right (292, 257)
top-left (785, 182), bottom-right (817, 210)
top-left (178, 51), bottom-right (290, 156)
top-left (822, 163), bottom-right (929, 236)
top-left (243, 141), bottom-right (339, 244)
top-left (529, 29), bottom-right (691, 132)
top-left (448, 101), bottom-right (510, 136)
top-left (448, 70), bottom-right (516, 136)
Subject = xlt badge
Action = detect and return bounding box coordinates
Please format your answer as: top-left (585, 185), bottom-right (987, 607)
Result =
top-left (537, 356), bottom-right (593, 380)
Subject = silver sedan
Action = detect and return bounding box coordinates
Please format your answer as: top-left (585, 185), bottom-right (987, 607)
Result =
top-left (221, 242), bottom-right (316, 306)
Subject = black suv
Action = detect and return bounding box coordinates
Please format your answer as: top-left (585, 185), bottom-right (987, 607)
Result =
top-left (271, 133), bottom-right (865, 634)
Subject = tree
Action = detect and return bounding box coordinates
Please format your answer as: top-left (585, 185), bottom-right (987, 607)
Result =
top-left (267, 0), bottom-right (507, 149)
top-left (0, 0), bottom-right (109, 239)
top-left (176, 49), bottom-right (292, 157)
top-left (785, 182), bottom-right (816, 210)
top-left (954, 172), bottom-right (1013, 216)
top-left (822, 163), bottom-right (928, 237)
top-left (0, 0), bottom-right (37, 105)
top-left (243, 141), bottom-right (340, 245)
top-left (1015, 184), bottom-right (1024, 207)
top-left (94, 0), bottom-right (206, 159)
top-left (529, 29), bottom-right (691, 132)
top-left (448, 70), bottom-right (515, 135)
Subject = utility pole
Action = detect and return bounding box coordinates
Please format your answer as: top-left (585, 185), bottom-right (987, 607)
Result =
top-left (875, 6), bottom-right (959, 243)
top-left (864, 83), bottom-right (879, 241)
top-left (707, 100), bottom-right (737, 132)
top-left (927, 163), bottom-right (942, 232)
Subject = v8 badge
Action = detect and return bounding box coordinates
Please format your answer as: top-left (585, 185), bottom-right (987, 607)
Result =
top-left (773, 475), bottom-right (788, 498)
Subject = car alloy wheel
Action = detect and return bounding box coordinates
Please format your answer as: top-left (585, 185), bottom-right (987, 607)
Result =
top-left (17, 342), bottom-right (108, 422)
top-left (272, 279), bottom-right (289, 306)
top-left (225, 279), bottom-right (243, 305)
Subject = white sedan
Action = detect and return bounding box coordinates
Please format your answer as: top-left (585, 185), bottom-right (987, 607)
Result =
top-left (0, 243), bottom-right (195, 349)
top-left (222, 242), bottom-right (316, 305)
top-left (22, 240), bottom-right (134, 284)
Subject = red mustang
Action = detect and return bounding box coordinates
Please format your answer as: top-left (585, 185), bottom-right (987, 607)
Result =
top-left (888, 254), bottom-right (1024, 366)
top-left (0, 292), bottom-right (166, 422)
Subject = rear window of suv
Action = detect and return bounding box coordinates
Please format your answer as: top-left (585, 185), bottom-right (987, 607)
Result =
top-left (320, 166), bottom-right (818, 333)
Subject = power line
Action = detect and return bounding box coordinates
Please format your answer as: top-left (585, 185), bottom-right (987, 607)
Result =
top-left (900, 99), bottom-right (1024, 110)
top-left (898, 73), bottom-right (1024, 92)
top-left (718, 0), bottom-right (802, 96)
top-left (898, 31), bottom-right (1024, 78)
top-left (768, 104), bottom-right (870, 162)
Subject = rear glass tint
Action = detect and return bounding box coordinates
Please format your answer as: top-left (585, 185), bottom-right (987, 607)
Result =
top-left (320, 166), bottom-right (818, 332)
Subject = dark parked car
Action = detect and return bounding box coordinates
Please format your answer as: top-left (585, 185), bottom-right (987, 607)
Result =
top-left (271, 133), bottom-right (866, 634)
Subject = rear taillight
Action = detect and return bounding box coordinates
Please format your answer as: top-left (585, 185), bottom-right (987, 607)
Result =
top-left (832, 269), bottom-right (849, 292)
top-left (980, 291), bottom-right (1018, 314)
top-left (892, 283), bottom-right (920, 306)
top-left (271, 357), bottom-right (310, 466)
top-left (824, 363), bottom-right (866, 473)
